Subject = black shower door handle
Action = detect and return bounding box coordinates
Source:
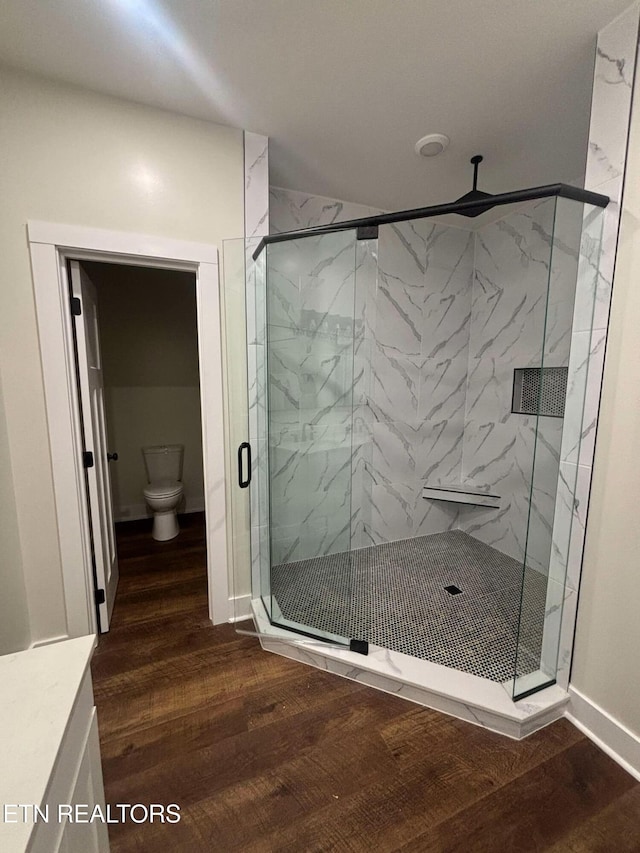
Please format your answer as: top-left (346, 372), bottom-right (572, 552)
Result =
top-left (238, 442), bottom-right (252, 489)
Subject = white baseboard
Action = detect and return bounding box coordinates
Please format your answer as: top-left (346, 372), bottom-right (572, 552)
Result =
top-left (228, 594), bottom-right (252, 622)
top-left (30, 634), bottom-right (70, 649)
top-left (567, 686), bottom-right (640, 781)
top-left (114, 501), bottom-right (205, 523)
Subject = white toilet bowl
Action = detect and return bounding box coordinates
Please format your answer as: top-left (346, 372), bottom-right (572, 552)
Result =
top-left (143, 480), bottom-right (184, 541)
top-left (142, 444), bottom-right (185, 541)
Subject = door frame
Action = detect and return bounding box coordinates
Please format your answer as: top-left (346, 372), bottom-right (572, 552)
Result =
top-left (28, 220), bottom-right (229, 636)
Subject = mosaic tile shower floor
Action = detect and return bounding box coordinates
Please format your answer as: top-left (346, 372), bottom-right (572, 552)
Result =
top-left (271, 530), bottom-right (547, 683)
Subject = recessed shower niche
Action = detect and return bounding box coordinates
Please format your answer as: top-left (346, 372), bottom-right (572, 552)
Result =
top-left (222, 180), bottom-right (606, 735)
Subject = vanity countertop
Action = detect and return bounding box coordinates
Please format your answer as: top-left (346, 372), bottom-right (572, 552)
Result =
top-left (0, 635), bottom-right (96, 851)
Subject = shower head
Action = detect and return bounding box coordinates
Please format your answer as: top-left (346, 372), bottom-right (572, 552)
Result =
top-left (454, 155), bottom-right (496, 217)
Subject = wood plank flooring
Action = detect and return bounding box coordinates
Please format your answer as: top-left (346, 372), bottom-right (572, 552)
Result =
top-left (91, 513), bottom-right (640, 852)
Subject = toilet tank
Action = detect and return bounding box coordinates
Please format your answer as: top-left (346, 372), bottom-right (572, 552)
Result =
top-left (142, 444), bottom-right (184, 484)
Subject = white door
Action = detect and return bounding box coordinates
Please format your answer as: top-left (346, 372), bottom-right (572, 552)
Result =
top-left (69, 261), bottom-right (119, 631)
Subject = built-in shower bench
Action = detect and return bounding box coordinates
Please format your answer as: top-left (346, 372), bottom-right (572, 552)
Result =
top-left (422, 483), bottom-right (501, 508)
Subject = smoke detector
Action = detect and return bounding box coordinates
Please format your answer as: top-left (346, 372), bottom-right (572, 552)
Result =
top-left (415, 133), bottom-right (450, 157)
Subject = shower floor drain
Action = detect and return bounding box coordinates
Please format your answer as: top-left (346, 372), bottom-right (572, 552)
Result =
top-left (444, 585), bottom-right (463, 595)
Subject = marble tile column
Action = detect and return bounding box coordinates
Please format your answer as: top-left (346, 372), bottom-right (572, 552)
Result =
top-left (548, 4), bottom-right (640, 689)
top-left (243, 132), bottom-right (270, 601)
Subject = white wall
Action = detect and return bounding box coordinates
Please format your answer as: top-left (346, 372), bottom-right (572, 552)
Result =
top-left (571, 73), bottom-right (640, 740)
top-left (87, 263), bottom-right (204, 520)
top-left (0, 371), bottom-right (31, 653)
top-left (0, 66), bottom-right (244, 648)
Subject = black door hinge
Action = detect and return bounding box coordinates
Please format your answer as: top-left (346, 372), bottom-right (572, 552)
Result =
top-left (71, 297), bottom-right (82, 316)
top-left (94, 588), bottom-right (106, 606)
top-left (83, 451), bottom-right (94, 468)
top-left (349, 639), bottom-right (369, 655)
top-left (356, 225), bottom-right (378, 241)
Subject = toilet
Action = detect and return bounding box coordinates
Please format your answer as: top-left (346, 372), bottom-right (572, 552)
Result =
top-left (142, 444), bottom-right (185, 541)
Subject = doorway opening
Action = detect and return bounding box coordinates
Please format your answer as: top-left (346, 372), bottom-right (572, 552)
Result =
top-left (69, 259), bottom-right (206, 632)
top-left (28, 220), bottom-right (229, 642)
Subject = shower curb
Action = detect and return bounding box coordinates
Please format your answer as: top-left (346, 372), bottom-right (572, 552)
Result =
top-left (250, 599), bottom-right (569, 740)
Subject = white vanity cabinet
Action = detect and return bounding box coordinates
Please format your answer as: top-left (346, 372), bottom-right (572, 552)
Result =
top-left (0, 636), bottom-right (110, 852)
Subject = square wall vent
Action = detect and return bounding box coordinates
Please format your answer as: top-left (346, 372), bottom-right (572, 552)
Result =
top-left (512, 367), bottom-right (568, 418)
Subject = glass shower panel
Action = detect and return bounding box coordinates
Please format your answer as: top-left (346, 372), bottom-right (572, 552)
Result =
top-left (221, 239), bottom-right (272, 626)
top-left (265, 230), bottom-right (359, 644)
top-left (221, 238), bottom-right (251, 621)
top-left (513, 199), bottom-right (604, 699)
top-left (246, 246), bottom-right (273, 619)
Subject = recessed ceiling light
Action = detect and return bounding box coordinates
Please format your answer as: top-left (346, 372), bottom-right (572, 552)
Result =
top-left (415, 133), bottom-right (450, 157)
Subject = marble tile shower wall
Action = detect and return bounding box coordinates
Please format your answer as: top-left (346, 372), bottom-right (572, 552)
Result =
top-left (268, 188), bottom-right (579, 563)
top-left (458, 199), bottom-right (581, 572)
top-left (267, 189), bottom-right (382, 565)
top-left (268, 191), bottom-right (485, 557)
top-left (367, 221), bottom-right (475, 546)
top-left (269, 186), bottom-right (382, 235)
top-left (267, 231), bottom-right (362, 564)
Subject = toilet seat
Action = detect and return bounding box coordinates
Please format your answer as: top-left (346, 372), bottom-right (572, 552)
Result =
top-left (143, 480), bottom-right (183, 499)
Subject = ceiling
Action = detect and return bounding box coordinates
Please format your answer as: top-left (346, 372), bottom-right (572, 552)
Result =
top-left (0, 0), bottom-right (632, 211)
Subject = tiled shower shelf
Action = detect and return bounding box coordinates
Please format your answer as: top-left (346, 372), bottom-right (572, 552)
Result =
top-left (250, 598), bottom-right (569, 740)
top-left (422, 484), bottom-right (501, 508)
top-left (270, 430), bottom-right (369, 456)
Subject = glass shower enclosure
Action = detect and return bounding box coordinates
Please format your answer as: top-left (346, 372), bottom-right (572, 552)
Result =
top-left (223, 185), bottom-right (605, 702)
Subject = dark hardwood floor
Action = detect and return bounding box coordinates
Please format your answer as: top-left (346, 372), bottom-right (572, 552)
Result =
top-left (92, 513), bottom-right (640, 852)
